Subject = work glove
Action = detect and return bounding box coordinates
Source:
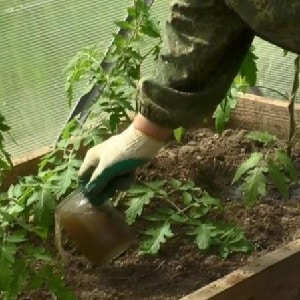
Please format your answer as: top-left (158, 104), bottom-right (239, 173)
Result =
top-left (78, 123), bottom-right (164, 206)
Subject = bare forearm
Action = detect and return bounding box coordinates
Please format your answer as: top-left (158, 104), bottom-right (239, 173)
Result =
top-left (133, 113), bottom-right (173, 142)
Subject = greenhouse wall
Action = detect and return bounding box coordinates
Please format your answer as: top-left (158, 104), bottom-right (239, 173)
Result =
top-left (0, 0), bottom-right (298, 159)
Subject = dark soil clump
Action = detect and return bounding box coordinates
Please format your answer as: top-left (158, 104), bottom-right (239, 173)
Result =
top-left (24, 128), bottom-right (300, 300)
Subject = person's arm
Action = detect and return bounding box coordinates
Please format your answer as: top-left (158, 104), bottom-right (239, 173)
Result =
top-left (78, 0), bottom-right (256, 205)
top-left (225, 0), bottom-right (300, 55)
top-left (133, 113), bottom-right (173, 142)
top-left (137, 0), bottom-right (255, 130)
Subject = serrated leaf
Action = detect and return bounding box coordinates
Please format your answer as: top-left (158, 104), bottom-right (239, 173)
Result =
top-left (0, 241), bottom-right (18, 264)
top-left (227, 239), bottom-right (253, 255)
top-left (7, 203), bottom-right (24, 216)
top-left (232, 152), bottom-right (263, 184)
top-left (191, 223), bottom-right (216, 250)
top-left (34, 188), bottom-right (56, 229)
top-left (245, 131), bottom-right (275, 145)
top-left (170, 214), bottom-right (187, 223)
top-left (6, 259), bottom-right (28, 300)
top-left (184, 181), bottom-right (197, 190)
top-left (115, 20), bottom-right (134, 31)
top-left (276, 149), bottom-right (298, 180)
top-left (242, 167), bottom-right (266, 206)
top-left (240, 46), bottom-right (258, 86)
top-left (219, 245), bottom-right (230, 258)
top-left (141, 20), bottom-right (161, 38)
top-left (41, 265), bottom-right (76, 300)
top-left (200, 192), bottom-right (220, 207)
top-left (139, 223), bottom-right (173, 255)
top-left (5, 232), bottom-right (26, 243)
top-left (213, 94), bottom-right (237, 134)
top-left (0, 259), bottom-right (13, 291)
top-left (57, 165), bottom-right (78, 197)
top-left (7, 184), bottom-right (23, 200)
top-left (127, 186), bottom-right (151, 195)
top-left (156, 207), bottom-right (175, 216)
top-left (183, 191), bottom-right (192, 205)
top-left (32, 247), bottom-right (53, 261)
top-left (143, 180), bottom-right (166, 190)
top-left (170, 179), bottom-right (182, 189)
top-left (180, 181), bottom-right (200, 191)
top-left (145, 213), bottom-right (169, 222)
top-left (125, 191), bottom-right (154, 225)
top-left (268, 160), bottom-right (289, 199)
top-left (213, 102), bottom-right (229, 135)
top-left (219, 225), bottom-right (244, 244)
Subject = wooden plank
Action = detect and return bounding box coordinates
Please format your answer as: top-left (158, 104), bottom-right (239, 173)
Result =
top-left (230, 93), bottom-right (300, 139)
top-left (3, 93), bottom-right (300, 191)
top-left (1, 145), bottom-right (52, 192)
top-left (180, 239), bottom-right (300, 300)
top-left (2, 94), bottom-right (300, 299)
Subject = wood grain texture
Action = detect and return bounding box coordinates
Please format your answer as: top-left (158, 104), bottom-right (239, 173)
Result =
top-left (3, 93), bottom-right (300, 190)
top-left (180, 239), bottom-right (300, 300)
top-left (230, 93), bottom-right (300, 140)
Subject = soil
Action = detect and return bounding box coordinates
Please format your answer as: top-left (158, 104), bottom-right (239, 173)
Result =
top-left (24, 128), bottom-right (300, 300)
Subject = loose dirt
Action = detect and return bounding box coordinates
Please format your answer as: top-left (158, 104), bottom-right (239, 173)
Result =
top-left (25, 128), bottom-right (300, 300)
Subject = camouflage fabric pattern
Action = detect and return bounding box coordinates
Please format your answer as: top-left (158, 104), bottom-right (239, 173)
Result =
top-left (138, 0), bottom-right (300, 129)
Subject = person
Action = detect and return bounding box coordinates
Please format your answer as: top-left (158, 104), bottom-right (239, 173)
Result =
top-left (78, 0), bottom-right (300, 206)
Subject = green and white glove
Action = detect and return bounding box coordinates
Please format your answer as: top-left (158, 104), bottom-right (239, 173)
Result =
top-left (78, 123), bottom-right (164, 206)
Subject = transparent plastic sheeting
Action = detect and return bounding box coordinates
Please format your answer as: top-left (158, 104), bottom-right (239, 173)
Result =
top-left (0, 0), bottom-right (297, 159)
top-left (0, 0), bottom-right (132, 157)
top-left (252, 38), bottom-right (299, 101)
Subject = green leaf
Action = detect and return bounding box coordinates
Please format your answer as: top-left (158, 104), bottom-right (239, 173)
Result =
top-left (242, 167), bottom-right (266, 206)
top-left (139, 222), bottom-right (174, 255)
top-left (7, 203), bottom-right (24, 216)
top-left (240, 46), bottom-right (258, 86)
top-left (5, 232), bottom-right (26, 243)
top-left (216, 225), bottom-right (253, 258)
top-left (0, 240), bottom-right (18, 264)
top-left (7, 184), bottom-right (23, 200)
top-left (170, 179), bottom-right (182, 189)
top-left (232, 152), bottom-right (263, 184)
top-left (267, 160), bottom-right (289, 199)
top-left (32, 247), bottom-right (53, 261)
top-left (182, 191), bottom-right (193, 205)
top-left (173, 127), bottom-right (185, 143)
top-left (0, 259), bottom-right (13, 291)
top-left (192, 223), bottom-right (216, 250)
top-left (219, 245), bottom-right (230, 258)
top-left (276, 149), bottom-right (298, 180)
top-left (283, 49), bottom-right (289, 56)
top-left (125, 190), bottom-right (154, 225)
top-left (115, 20), bottom-right (134, 31)
top-left (143, 180), bottom-right (166, 190)
top-left (141, 20), bottom-right (161, 38)
top-left (200, 192), bottom-right (220, 207)
top-left (56, 164), bottom-right (78, 197)
top-left (145, 213), bottom-right (170, 222)
top-left (213, 93), bottom-right (237, 134)
top-left (134, 0), bottom-right (147, 15)
top-left (6, 259), bottom-right (29, 300)
top-left (41, 265), bottom-right (76, 300)
top-left (170, 214), bottom-right (188, 223)
top-left (245, 131), bottom-right (275, 145)
top-left (34, 188), bottom-right (56, 229)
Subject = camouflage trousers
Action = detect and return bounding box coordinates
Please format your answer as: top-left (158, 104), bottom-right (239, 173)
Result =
top-left (138, 0), bottom-right (300, 129)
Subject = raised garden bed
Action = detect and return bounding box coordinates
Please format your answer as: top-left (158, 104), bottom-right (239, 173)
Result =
top-left (9, 95), bottom-right (300, 299)
top-left (25, 129), bottom-right (300, 299)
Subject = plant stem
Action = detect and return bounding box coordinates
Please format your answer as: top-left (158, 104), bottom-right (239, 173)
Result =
top-left (287, 56), bottom-right (300, 157)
